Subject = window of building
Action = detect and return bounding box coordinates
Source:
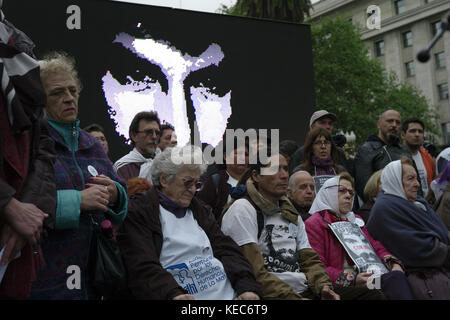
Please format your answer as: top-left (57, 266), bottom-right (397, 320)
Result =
top-left (443, 122), bottom-right (450, 144)
top-left (375, 40), bottom-right (385, 56)
top-left (405, 61), bottom-right (415, 77)
top-left (435, 51), bottom-right (446, 69)
top-left (425, 0), bottom-right (435, 4)
top-left (438, 83), bottom-right (449, 100)
top-left (395, 0), bottom-right (406, 15)
top-left (402, 31), bottom-right (413, 47)
top-left (431, 20), bottom-right (442, 37)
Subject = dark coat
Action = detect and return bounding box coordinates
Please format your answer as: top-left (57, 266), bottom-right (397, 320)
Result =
top-left (117, 188), bottom-right (261, 299)
top-left (354, 134), bottom-right (412, 199)
top-left (433, 185), bottom-right (450, 232)
top-left (367, 192), bottom-right (449, 269)
top-left (356, 199), bottom-right (375, 223)
top-left (0, 45), bottom-right (56, 298)
top-left (291, 201), bottom-right (311, 222)
top-left (197, 169), bottom-right (231, 220)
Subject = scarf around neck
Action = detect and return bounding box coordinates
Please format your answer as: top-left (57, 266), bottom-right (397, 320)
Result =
top-left (246, 179), bottom-right (299, 225)
top-left (312, 155), bottom-right (336, 176)
top-left (114, 147), bottom-right (154, 182)
top-left (157, 189), bottom-right (187, 218)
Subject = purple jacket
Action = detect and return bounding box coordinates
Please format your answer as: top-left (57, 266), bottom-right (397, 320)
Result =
top-left (305, 210), bottom-right (391, 284)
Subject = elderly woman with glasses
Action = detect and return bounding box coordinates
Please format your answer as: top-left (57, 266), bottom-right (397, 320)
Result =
top-left (304, 172), bottom-right (414, 299)
top-left (117, 145), bottom-right (261, 300)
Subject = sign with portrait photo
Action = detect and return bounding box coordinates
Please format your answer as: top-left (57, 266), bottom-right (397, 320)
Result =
top-left (329, 221), bottom-right (388, 274)
top-left (313, 175), bottom-right (334, 193)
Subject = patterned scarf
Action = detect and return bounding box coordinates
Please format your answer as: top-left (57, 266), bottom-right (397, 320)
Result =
top-left (246, 179), bottom-right (298, 225)
top-left (312, 155), bottom-right (336, 176)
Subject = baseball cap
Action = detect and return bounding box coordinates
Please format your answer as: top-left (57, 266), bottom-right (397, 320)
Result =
top-left (309, 110), bottom-right (337, 127)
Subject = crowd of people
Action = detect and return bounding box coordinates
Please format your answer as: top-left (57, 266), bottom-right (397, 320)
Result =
top-left (0, 4), bottom-right (449, 300)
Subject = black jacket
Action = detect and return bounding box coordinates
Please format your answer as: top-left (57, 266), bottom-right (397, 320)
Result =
top-left (354, 134), bottom-right (412, 200)
top-left (117, 188), bottom-right (261, 299)
top-left (197, 170), bottom-right (231, 221)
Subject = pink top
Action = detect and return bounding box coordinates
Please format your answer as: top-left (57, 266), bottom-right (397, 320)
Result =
top-left (305, 210), bottom-right (391, 284)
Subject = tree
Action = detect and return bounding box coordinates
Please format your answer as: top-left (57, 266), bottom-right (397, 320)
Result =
top-left (311, 17), bottom-right (440, 146)
top-left (219, 6), bottom-right (441, 146)
top-left (219, 0), bottom-right (313, 23)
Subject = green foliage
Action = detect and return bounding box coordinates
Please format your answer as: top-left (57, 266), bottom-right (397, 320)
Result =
top-left (219, 0), bottom-right (312, 23)
top-left (219, 5), bottom-right (441, 146)
top-left (311, 17), bottom-right (440, 145)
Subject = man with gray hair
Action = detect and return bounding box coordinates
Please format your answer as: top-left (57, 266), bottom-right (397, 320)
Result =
top-left (287, 170), bottom-right (316, 221)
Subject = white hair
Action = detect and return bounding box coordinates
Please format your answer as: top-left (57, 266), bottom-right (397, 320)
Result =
top-left (288, 170), bottom-right (312, 191)
top-left (151, 144), bottom-right (207, 187)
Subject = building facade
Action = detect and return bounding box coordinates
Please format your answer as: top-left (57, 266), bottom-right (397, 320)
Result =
top-left (311, 0), bottom-right (450, 144)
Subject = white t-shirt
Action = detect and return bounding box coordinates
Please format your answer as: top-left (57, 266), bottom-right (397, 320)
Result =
top-left (412, 152), bottom-right (428, 196)
top-left (221, 198), bottom-right (310, 293)
top-left (159, 206), bottom-right (236, 300)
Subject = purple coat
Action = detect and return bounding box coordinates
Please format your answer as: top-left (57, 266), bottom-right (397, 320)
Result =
top-left (305, 210), bottom-right (391, 284)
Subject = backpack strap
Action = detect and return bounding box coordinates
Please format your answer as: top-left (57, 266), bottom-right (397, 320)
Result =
top-left (243, 195), bottom-right (265, 240)
top-left (211, 172), bottom-right (220, 195)
top-left (218, 192), bottom-right (265, 239)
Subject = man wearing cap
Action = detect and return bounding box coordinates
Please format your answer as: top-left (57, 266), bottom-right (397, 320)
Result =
top-left (288, 110), bottom-right (350, 175)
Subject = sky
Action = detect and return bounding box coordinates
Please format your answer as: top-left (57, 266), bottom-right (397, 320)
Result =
top-left (111, 0), bottom-right (320, 14)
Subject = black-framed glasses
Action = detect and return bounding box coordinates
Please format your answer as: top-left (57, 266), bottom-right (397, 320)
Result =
top-left (136, 129), bottom-right (161, 136)
top-left (313, 140), bottom-right (331, 147)
top-left (324, 184), bottom-right (355, 197)
top-left (181, 178), bottom-right (203, 191)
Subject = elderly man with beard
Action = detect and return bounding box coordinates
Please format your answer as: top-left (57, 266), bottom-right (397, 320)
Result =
top-left (354, 110), bottom-right (412, 202)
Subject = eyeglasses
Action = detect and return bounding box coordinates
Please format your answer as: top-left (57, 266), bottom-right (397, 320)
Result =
top-left (313, 140), bottom-right (331, 147)
top-left (325, 185), bottom-right (355, 197)
top-left (338, 187), bottom-right (355, 197)
top-left (181, 178), bottom-right (203, 191)
top-left (136, 129), bottom-right (161, 137)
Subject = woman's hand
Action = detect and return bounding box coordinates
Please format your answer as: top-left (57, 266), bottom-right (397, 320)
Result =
top-left (173, 294), bottom-right (195, 300)
top-left (355, 272), bottom-right (372, 287)
top-left (237, 291), bottom-right (260, 300)
top-left (81, 184), bottom-right (110, 212)
top-left (88, 174), bottom-right (118, 206)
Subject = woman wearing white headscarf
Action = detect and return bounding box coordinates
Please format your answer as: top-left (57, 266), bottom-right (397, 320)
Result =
top-left (367, 158), bottom-right (450, 299)
top-left (305, 172), bottom-right (414, 299)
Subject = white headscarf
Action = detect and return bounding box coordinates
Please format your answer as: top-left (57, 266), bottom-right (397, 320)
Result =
top-left (381, 160), bottom-right (426, 211)
top-left (380, 160), bottom-right (405, 200)
top-left (309, 176), bottom-right (358, 223)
